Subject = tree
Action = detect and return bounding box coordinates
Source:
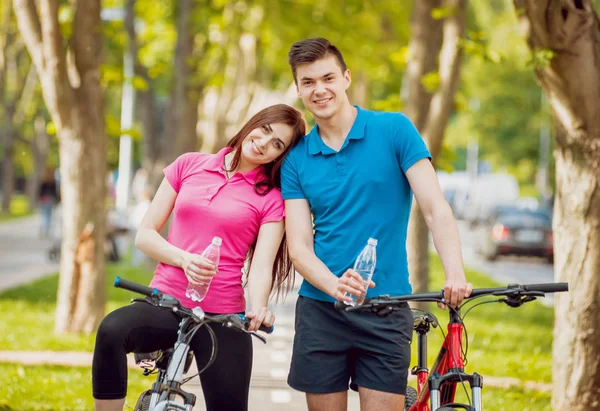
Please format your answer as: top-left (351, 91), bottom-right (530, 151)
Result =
top-left (405, 0), bottom-right (466, 300)
top-left (1, 0), bottom-right (20, 213)
top-left (13, 0), bottom-right (107, 333)
top-left (512, 1), bottom-right (600, 409)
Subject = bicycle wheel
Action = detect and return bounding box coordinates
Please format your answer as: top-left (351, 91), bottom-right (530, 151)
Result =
top-left (404, 386), bottom-right (417, 410)
top-left (134, 390), bottom-right (152, 411)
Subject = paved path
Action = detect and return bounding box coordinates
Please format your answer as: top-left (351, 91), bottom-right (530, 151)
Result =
top-left (0, 214), bottom-right (59, 291)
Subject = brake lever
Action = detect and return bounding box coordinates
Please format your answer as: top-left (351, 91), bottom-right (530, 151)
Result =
top-left (247, 331), bottom-right (267, 344)
top-left (503, 291), bottom-right (544, 308)
top-left (212, 315), bottom-right (268, 344)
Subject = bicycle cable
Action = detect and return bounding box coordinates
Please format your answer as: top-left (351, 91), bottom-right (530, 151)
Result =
top-left (462, 298), bottom-right (505, 320)
top-left (181, 321), bottom-right (219, 384)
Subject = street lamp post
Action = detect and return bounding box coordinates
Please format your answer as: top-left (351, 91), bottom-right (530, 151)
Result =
top-left (101, 7), bottom-right (135, 213)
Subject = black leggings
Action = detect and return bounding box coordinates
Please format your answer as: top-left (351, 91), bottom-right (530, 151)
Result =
top-left (92, 302), bottom-right (252, 411)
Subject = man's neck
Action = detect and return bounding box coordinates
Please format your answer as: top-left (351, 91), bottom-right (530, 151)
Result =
top-left (316, 102), bottom-right (357, 144)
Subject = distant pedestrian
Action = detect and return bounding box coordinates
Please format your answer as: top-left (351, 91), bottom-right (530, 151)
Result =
top-left (39, 167), bottom-right (59, 238)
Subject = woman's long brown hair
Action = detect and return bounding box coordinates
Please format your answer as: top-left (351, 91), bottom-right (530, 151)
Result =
top-left (226, 104), bottom-right (306, 300)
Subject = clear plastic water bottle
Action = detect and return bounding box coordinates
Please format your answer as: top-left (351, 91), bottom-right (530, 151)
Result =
top-left (346, 238), bottom-right (377, 306)
top-left (185, 236), bottom-right (222, 302)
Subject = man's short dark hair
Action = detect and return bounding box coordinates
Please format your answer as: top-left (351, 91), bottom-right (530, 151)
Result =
top-left (288, 38), bottom-right (347, 83)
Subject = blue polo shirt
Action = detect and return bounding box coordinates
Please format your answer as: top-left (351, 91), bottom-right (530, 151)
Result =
top-left (281, 106), bottom-right (431, 302)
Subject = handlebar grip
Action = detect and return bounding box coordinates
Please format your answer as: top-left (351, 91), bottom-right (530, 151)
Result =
top-left (259, 323), bottom-right (274, 334)
top-left (241, 315), bottom-right (274, 334)
top-left (114, 276), bottom-right (159, 297)
top-left (523, 282), bottom-right (568, 293)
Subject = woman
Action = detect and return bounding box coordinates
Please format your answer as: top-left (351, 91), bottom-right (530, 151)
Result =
top-left (92, 104), bottom-right (306, 411)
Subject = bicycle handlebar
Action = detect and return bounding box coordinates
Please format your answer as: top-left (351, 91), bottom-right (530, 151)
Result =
top-left (115, 276), bottom-right (160, 297)
top-left (114, 277), bottom-right (273, 334)
top-left (334, 282), bottom-right (569, 311)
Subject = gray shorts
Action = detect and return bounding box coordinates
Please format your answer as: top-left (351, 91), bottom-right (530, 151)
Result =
top-left (288, 296), bottom-right (413, 395)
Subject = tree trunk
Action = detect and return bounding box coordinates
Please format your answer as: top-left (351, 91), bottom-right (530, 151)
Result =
top-left (1, 104), bottom-right (15, 212)
top-left (513, 1), bottom-right (600, 409)
top-left (406, 0), bottom-right (465, 302)
top-left (1, 0), bottom-right (15, 213)
top-left (166, 0), bottom-right (199, 160)
top-left (25, 116), bottom-right (50, 209)
top-left (14, 0), bottom-right (107, 333)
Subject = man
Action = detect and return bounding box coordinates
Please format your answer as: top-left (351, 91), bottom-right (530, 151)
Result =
top-left (280, 37), bottom-right (473, 411)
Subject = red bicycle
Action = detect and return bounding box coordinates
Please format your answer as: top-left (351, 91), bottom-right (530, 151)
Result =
top-left (336, 282), bottom-right (568, 411)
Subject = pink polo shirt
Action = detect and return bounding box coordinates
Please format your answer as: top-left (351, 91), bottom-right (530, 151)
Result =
top-left (148, 147), bottom-right (285, 313)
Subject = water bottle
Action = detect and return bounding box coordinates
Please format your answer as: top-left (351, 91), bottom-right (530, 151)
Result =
top-left (346, 238), bottom-right (377, 306)
top-left (185, 236), bottom-right (222, 302)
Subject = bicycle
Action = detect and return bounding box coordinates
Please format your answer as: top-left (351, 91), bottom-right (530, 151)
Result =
top-left (113, 277), bottom-right (273, 411)
top-left (335, 282), bottom-right (568, 411)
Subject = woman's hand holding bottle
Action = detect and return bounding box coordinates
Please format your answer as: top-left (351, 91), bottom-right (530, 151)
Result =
top-left (180, 252), bottom-right (218, 285)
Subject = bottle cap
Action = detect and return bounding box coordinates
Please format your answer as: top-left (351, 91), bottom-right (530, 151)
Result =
top-left (212, 236), bottom-right (223, 246)
top-left (368, 238), bottom-right (378, 246)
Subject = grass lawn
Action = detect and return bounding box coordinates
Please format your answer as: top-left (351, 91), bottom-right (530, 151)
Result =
top-left (0, 363), bottom-right (149, 411)
top-left (0, 194), bottom-right (32, 222)
top-left (0, 264), bottom-right (153, 352)
top-left (0, 256), bottom-right (557, 410)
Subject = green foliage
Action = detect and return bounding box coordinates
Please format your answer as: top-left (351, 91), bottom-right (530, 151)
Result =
top-left (57, 4), bottom-right (74, 39)
top-left (527, 48), bottom-right (557, 69)
top-left (371, 94), bottom-right (403, 112)
top-left (436, 143), bottom-right (457, 172)
top-left (421, 71), bottom-right (441, 93)
top-left (0, 195), bottom-right (31, 222)
top-left (432, 6), bottom-right (458, 20)
top-left (445, 1), bottom-right (555, 192)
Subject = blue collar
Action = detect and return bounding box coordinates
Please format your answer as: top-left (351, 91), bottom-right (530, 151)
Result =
top-left (308, 106), bottom-right (368, 155)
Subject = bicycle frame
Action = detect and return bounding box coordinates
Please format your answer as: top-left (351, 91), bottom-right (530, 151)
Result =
top-left (409, 308), bottom-right (483, 411)
top-left (146, 317), bottom-right (201, 411)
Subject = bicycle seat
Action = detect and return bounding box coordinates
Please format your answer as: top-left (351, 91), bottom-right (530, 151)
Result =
top-left (134, 348), bottom-right (195, 374)
top-left (134, 350), bottom-right (163, 363)
top-left (412, 313), bottom-right (438, 331)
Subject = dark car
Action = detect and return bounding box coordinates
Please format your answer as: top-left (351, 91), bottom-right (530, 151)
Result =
top-left (476, 207), bottom-right (553, 264)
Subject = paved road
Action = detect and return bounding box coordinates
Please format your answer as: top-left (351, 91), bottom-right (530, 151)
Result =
top-left (456, 221), bottom-right (556, 305)
top-left (0, 214), bottom-right (59, 291)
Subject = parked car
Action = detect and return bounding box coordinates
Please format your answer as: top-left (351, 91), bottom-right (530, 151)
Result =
top-left (476, 207), bottom-right (553, 264)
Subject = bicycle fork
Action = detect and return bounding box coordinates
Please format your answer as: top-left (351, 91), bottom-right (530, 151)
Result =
top-left (429, 371), bottom-right (483, 411)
